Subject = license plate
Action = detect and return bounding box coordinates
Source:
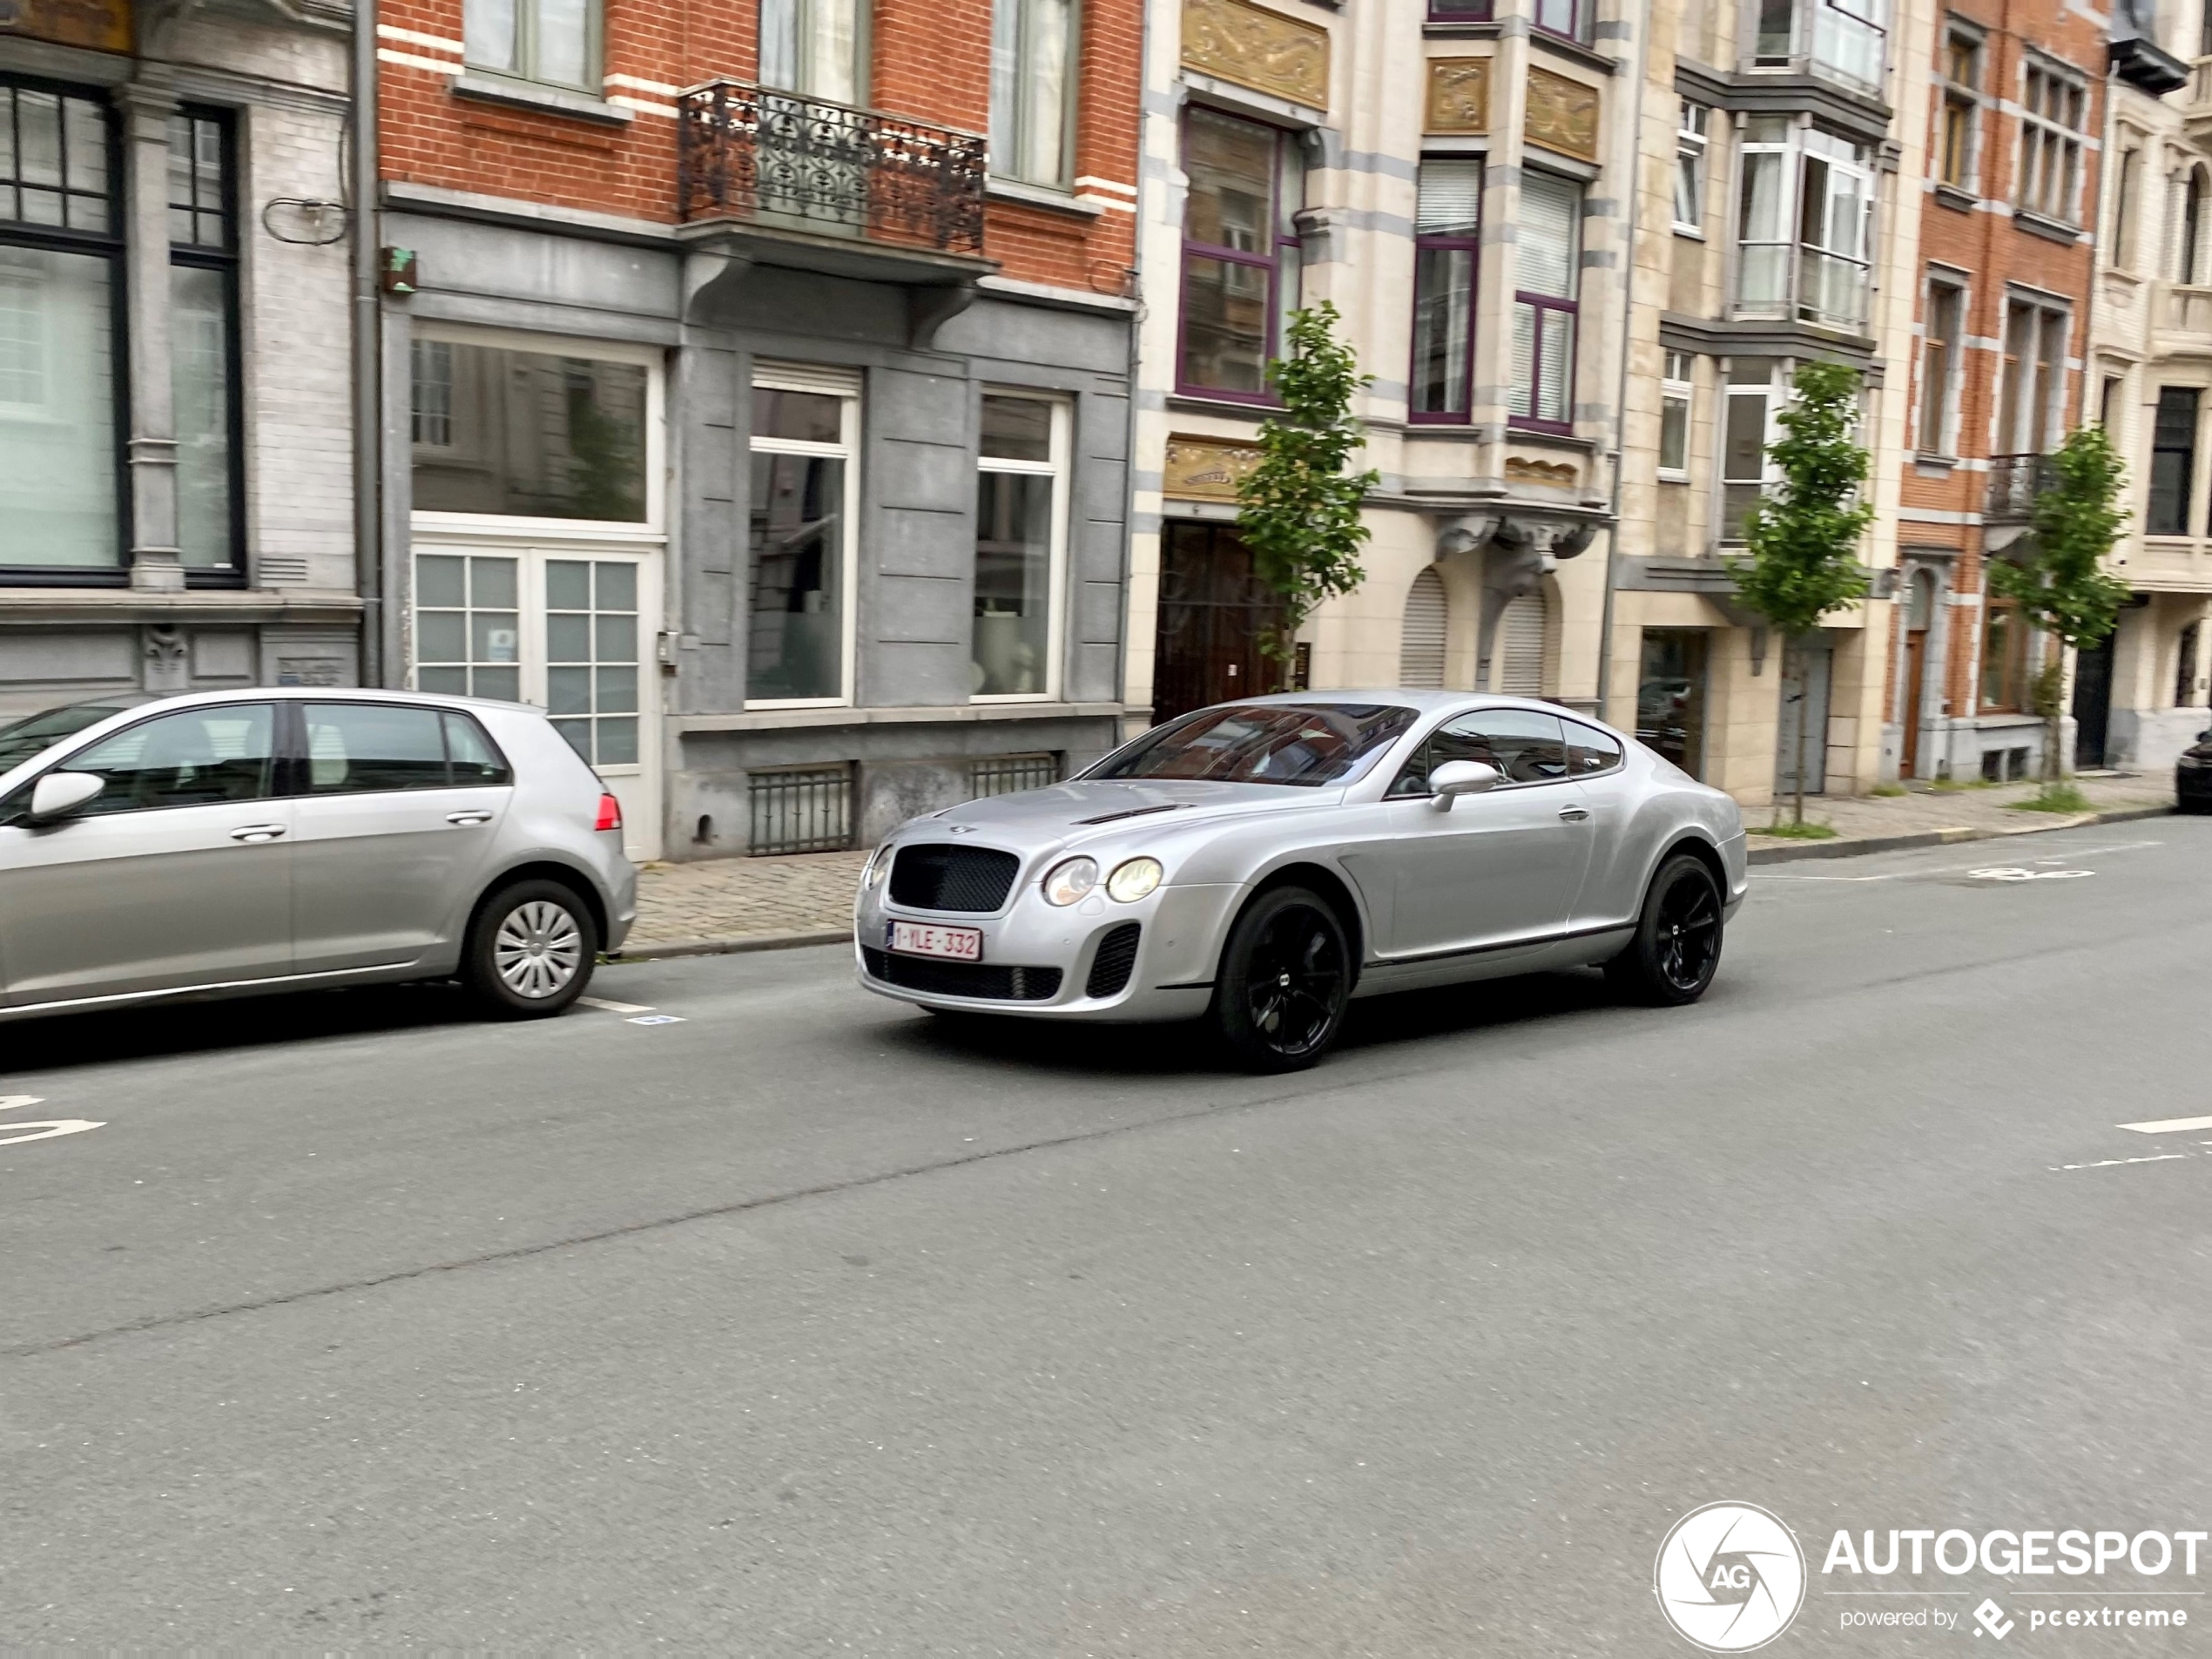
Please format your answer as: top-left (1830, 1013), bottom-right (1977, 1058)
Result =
top-left (887, 921), bottom-right (982, 961)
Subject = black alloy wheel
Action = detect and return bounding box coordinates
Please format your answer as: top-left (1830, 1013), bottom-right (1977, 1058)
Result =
top-left (1605, 853), bottom-right (1724, 1007)
top-left (1215, 886), bottom-right (1352, 1072)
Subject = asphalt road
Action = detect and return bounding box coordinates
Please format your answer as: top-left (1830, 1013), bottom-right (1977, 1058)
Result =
top-left (3, 820), bottom-right (2209, 1654)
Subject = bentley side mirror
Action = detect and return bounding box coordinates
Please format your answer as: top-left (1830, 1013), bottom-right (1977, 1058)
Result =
top-left (1428, 759), bottom-right (1503, 811)
top-left (27, 772), bottom-right (105, 825)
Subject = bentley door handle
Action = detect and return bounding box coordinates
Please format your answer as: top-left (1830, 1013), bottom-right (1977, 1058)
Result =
top-left (1557, 806), bottom-right (1591, 823)
top-left (447, 810), bottom-right (496, 826)
top-left (229, 824), bottom-right (288, 842)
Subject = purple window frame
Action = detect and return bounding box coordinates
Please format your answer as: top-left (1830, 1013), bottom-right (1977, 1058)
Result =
top-left (1426, 0), bottom-right (1494, 19)
top-left (1409, 218), bottom-right (1480, 425)
top-left (1532, 0), bottom-right (1592, 44)
top-left (1511, 293), bottom-right (1578, 435)
top-left (1175, 108), bottom-right (1298, 406)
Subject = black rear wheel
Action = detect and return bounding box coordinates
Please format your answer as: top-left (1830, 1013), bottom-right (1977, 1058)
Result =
top-left (1604, 853), bottom-right (1723, 1007)
top-left (1213, 886), bottom-right (1352, 1072)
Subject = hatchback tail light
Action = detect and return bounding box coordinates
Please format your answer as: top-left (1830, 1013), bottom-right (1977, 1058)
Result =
top-left (595, 792), bottom-right (624, 833)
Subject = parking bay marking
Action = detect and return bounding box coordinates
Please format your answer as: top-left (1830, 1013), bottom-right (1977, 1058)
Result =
top-left (577, 996), bottom-right (656, 1015)
top-left (2117, 1115), bottom-right (2212, 1135)
top-left (0, 1097), bottom-right (105, 1148)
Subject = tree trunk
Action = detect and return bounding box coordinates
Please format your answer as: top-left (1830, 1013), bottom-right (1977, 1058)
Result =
top-left (1792, 651), bottom-right (1810, 826)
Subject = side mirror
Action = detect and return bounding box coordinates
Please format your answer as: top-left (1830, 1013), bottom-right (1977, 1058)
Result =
top-left (1428, 759), bottom-right (1503, 810)
top-left (27, 772), bottom-right (104, 824)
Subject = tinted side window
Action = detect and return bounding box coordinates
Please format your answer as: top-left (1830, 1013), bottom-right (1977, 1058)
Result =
top-left (66, 705), bottom-right (277, 813)
top-left (304, 704), bottom-right (450, 793)
top-left (1564, 721), bottom-right (1624, 775)
top-left (443, 712), bottom-right (514, 786)
top-left (1388, 709), bottom-right (1571, 793)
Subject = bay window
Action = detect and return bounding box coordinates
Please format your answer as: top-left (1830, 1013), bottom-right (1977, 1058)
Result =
top-left (1734, 118), bottom-right (1873, 333)
top-left (1410, 158), bottom-right (1481, 421)
top-left (1676, 103), bottom-right (1709, 234)
top-left (991, 0), bottom-right (1076, 186)
top-left (1659, 352), bottom-right (1693, 479)
top-left (1178, 107), bottom-right (1302, 399)
top-left (1755, 0), bottom-right (1887, 94)
top-left (1510, 171), bottom-right (1581, 433)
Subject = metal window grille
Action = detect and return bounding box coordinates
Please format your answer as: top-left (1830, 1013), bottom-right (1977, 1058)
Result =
top-left (747, 764), bottom-right (853, 854)
top-left (968, 752), bottom-right (1059, 799)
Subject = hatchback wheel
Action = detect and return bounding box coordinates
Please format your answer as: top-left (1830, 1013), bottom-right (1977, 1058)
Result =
top-left (467, 879), bottom-right (598, 1018)
top-left (1214, 886), bottom-right (1352, 1073)
top-left (1605, 853), bottom-right (1723, 1006)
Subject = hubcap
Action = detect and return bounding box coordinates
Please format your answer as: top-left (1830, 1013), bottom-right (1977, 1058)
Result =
top-left (1655, 872), bottom-right (1720, 992)
top-left (1244, 904), bottom-right (1347, 1057)
top-left (494, 900), bottom-right (584, 999)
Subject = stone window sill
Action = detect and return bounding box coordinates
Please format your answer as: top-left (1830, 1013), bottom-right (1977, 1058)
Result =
top-left (452, 73), bottom-right (633, 126)
top-left (986, 177), bottom-right (1103, 219)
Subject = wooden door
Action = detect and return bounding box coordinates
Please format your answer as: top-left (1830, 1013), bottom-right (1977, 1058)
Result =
top-left (1151, 523), bottom-right (1288, 725)
top-left (1901, 631), bottom-right (1926, 778)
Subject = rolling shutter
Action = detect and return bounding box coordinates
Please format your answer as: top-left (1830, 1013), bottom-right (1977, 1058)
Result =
top-left (1496, 590), bottom-right (1547, 696)
top-left (1399, 566), bottom-right (1447, 688)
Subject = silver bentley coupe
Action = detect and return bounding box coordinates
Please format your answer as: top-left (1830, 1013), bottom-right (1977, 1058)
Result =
top-left (854, 691), bottom-right (1748, 1071)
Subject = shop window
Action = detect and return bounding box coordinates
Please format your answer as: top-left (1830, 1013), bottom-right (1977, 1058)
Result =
top-left (1410, 158), bottom-right (1481, 421)
top-left (1637, 629), bottom-right (1710, 778)
top-left (0, 79), bottom-right (122, 575)
top-left (1511, 171), bottom-right (1581, 432)
top-left (747, 374), bottom-right (857, 705)
top-left (973, 393), bottom-right (1067, 698)
top-left (991, 0), bottom-right (1076, 185)
top-left (409, 340), bottom-right (650, 523)
top-left (1178, 108), bottom-right (1303, 400)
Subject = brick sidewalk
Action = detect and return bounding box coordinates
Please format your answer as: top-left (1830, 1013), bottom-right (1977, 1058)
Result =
top-left (618, 774), bottom-right (2181, 953)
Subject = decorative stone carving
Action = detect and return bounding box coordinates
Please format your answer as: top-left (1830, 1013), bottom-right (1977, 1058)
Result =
top-left (1424, 57), bottom-right (1489, 135)
top-left (1504, 456), bottom-right (1579, 489)
top-left (0, 0), bottom-right (132, 52)
top-left (1163, 434), bottom-right (1264, 501)
top-left (142, 625), bottom-right (189, 692)
top-left (1523, 66), bottom-right (1599, 163)
top-left (1182, 0), bottom-right (1330, 109)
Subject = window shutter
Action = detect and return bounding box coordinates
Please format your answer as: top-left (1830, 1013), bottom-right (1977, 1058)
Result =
top-left (1417, 160), bottom-right (1484, 236)
top-left (1517, 172), bottom-right (1581, 296)
top-left (1399, 567), bottom-right (1448, 688)
top-left (1496, 590), bottom-right (1548, 696)
top-left (1509, 304), bottom-right (1535, 418)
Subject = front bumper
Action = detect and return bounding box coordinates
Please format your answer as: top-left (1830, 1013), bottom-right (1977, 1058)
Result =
top-left (853, 880), bottom-right (1244, 1022)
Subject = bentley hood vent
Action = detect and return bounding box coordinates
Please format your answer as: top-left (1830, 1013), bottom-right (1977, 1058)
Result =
top-left (1074, 802), bottom-right (1191, 826)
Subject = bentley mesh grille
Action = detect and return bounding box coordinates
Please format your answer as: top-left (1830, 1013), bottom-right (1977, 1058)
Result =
top-left (861, 948), bottom-right (1062, 1001)
top-left (888, 844), bottom-right (1021, 913)
top-left (1085, 923), bottom-right (1142, 998)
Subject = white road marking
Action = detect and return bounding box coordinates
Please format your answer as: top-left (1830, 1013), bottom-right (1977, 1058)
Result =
top-left (2118, 1114), bottom-right (2212, 1135)
top-left (0, 1095), bottom-right (44, 1114)
top-left (0, 1119), bottom-right (104, 1146)
top-left (2050, 1153), bottom-right (2192, 1172)
top-left (1966, 867), bottom-right (2094, 881)
top-left (626, 1014), bottom-right (686, 1026)
top-left (1753, 840), bottom-right (2164, 883)
top-left (577, 996), bottom-right (656, 1015)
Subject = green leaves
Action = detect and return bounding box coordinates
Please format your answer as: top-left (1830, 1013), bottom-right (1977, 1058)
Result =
top-left (1725, 360), bottom-right (1874, 642)
top-left (1990, 421), bottom-right (2131, 653)
top-left (1236, 302), bottom-right (1380, 664)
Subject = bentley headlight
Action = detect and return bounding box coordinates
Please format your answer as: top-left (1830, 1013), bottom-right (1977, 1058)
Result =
top-left (1106, 856), bottom-right (1163, 903)
top-left (864, 845), bottom-right (894, 887)
top-left (1042, 856), bottom-right (1099, 906)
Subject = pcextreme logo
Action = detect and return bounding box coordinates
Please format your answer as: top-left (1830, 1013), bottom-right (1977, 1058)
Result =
top-left (1656, 1502), bottom-right (1809, 1652)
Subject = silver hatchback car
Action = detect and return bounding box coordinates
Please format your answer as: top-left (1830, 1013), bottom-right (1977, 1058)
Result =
top-left (0, 689), bottom-right (636, 1022)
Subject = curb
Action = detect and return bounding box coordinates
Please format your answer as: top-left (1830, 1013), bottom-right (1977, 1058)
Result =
top-left (1746, 803), bottom-right (2174, 865)
top-left (610, 928), bottom-right (850, 961)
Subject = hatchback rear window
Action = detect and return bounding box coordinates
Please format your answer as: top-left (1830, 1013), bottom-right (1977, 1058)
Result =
top-left (1088, 705), bottom-right (1418, 788)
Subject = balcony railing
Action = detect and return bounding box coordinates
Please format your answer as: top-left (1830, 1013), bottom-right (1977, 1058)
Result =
top-left (1986, 454), bottom-right (2057, 522)
top-left (677, 81), bottom-right (988, 257)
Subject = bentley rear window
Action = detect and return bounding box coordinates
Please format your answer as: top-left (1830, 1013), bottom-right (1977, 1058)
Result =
top-left (1089, 704), bottom-right (1417, 788)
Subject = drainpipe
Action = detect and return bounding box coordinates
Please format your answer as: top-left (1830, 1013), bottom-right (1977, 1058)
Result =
top-left (1113, 0), bottom-right (1154, 742)
top-left (1593, 0), bottom-right (1653, 718)
top-left (351, 0), bottom-right (383, 686)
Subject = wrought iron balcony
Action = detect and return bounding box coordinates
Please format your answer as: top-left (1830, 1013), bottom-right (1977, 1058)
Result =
top-left (677, 80), bottom-right (988, 258)
top-left (1986, 453), bottom-right (2056, 522)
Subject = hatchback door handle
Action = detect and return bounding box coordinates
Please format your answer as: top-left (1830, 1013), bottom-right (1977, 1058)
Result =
top-left (447, 810), bottom-right (495, 826)
top-left (1557, 806), bottom-right (1591, 823)
top-left (230, 824), bottom-right (287, 843)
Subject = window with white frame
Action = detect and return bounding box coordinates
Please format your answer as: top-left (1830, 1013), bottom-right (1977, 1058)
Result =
top-left (2017, 60), bottom-right (2087, 226)
top-left (1676, 103), bottom-right (1709, 233)
top-left (747, 369), bottom-right (858, 705)
top-left (1919, 275), bottom-right (1964, 455)
top-left (1734, 117), bottom-right (1874, 332)
top-left (1755, 0), bottom-right (1887, 95)
top-left (1720, 359), bottom-right (1779, 542)
top-left (1659, 351), bottom-right (1694, 478)
top-left (465, 0), bottom-right (598, 91)
top-left (991, 0), bottom-right (1077, 186)
top-left (973, 393), bottom-right (1067, 699)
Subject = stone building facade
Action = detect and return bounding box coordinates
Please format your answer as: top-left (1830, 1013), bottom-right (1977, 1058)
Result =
top-left (2086, 1), bottom-right (2209, 774)
top-left (0, 0), bottom-right (361, 716)
top-left (1126, 0), bottom-right (1634, 733)
top-left (373, 0), bottom-right (1141, 860)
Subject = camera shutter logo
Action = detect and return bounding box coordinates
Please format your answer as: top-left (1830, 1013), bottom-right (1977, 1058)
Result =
top-left (1655, 1502), bottom-right (1807, 1652)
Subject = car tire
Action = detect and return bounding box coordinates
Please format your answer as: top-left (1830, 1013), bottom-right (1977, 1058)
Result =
top-left (1604, 853), bottom-right (1724, 1007)
top-left (1212, 885), bottom-right (1352, 1074)
top-left (464, 878), bottom-right (598, 1019)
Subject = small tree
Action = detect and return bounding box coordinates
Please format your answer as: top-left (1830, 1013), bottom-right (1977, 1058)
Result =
top-left (1237, 301), bottom-right (1380, 675)
top-left (1988, 422), bottom-right (2131, 782)
top-left (1726, 360), bottom-right (1874, 827)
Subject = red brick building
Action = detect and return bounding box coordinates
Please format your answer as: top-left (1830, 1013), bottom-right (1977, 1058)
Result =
top-left (373, 0), bottom-right (1141, 857)
top-left (1893, 0), bottom-right (2105, 781)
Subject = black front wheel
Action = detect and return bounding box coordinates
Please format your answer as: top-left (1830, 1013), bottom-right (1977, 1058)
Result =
top-left (1604, 853), bottom-right (1723, 1007)
top-left (1213, 887), bottom-right (1352, 1073)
